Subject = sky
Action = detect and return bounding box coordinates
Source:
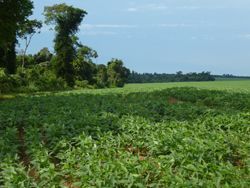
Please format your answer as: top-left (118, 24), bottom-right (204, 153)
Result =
top-left (20, 0), bottom-right (250, 75)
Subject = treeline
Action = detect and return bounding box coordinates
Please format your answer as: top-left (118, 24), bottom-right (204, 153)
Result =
top-left (214, 74), bottom-right (250, 80)
top-left (127, 71), bottom-right (215, 83)
top-left (0, 1), bottom-right (130, 93)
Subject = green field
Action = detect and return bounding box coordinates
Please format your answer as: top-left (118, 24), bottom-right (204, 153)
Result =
top-left (125, 80), bottom-right (250, 93)
top-left (0, 81), bottom-right (250, 187)
top-left (54, 80), bottom-right (250, 97)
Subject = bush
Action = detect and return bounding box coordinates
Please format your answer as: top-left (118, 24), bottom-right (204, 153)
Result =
top-left (0, 68), bottom-right (23, 94)
top-left (24, 67), bottom-right (67, 91)
top-left (0, 67), bottom-right (67, 94)
top-left (74, 80), bottom-right (94, 89)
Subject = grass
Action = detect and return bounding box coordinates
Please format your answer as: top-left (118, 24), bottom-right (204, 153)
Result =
top-left (0, 80), bottom-right (250, 187)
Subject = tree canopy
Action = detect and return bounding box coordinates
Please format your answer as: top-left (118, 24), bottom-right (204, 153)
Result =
top-left (107, 59), bottom-right (130, 87)
top-left (44, 3), bottom-right (87, 86)
top-left (0, 0), bottom-right (34, 73)
top-left (0, 2), bottom-right (131, 93)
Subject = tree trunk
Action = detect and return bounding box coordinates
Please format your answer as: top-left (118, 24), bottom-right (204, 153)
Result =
top-left (0, 46), bottom-right (5, 68)
top-left (6, 41), bottom-right (16, 74)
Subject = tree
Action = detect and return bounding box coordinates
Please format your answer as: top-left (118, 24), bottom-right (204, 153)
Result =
top-left (72, 45), bottom-right (98, 83)
top-left (18, 19), bottom-right (42, 71)
top-left (16, 53), bottom-right (35, 67)
top-left (96, 64), bottom-right (108, 88)
top-left (44, 3), bottom-right (87, 86)
top-left (0, 0), bottom-right (34, 73)
top-left (76, 45), bottom-right (98, 60)
top-left (34, 47), bottom-right (53, 64)
top-left (107, 59), bottom-right (130, 87)
top-left (127, 71), bottom-right (216, 83)
top-left (0, 48), bottom-right (4, 68)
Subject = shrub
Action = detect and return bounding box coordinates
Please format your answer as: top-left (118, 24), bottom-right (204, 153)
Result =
top-left (0, 67), bottom-right (67, 94)
top-left (0, 68), bottom-right (23, 93)
top-left (74, 80), bottom-right (94, 89)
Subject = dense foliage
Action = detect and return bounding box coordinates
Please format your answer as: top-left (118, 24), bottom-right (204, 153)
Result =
top-left (0, 67), bottom-right (67, 93)
top-left (0, 55), bottom-right (130, 93)
top-left (0, 3), bottom-right (130, 93)
top-left (0, 87), bottom-right (249, 187)
top-left (107, 59), bottom-right (130, 87)
top-left (44, 4), bottom-right (87, 86)
top-left (128, 71), bottom-right (215, 83)
top-left (0, 0), bottom-right (34, 74)
top-left (214, 74), bottom-right (250, 81)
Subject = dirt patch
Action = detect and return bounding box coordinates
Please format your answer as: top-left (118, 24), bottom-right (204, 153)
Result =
top-left (231, 153), bottom-right (246, 168)
top-left (125, 145), bottom-right (148, 161)
top-left (64, 176), bottom-right (80, 188)
top-left (64, 182), bottom-right (79, 188)
top-left (0, 95), bottom-right (15, 101)
top-left (18, 126), bottom-right (30, 167)
top-left (168, 97), bottom-right (179, 105)
top-left (233, 159), bottom-right (245, 168)
top-left (17, 126), bottom-right (40, 181)
top-left (28, 167), bottom-right (40, 181)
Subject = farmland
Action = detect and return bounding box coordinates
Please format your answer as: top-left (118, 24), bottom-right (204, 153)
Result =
top-left (0, 81), bottom-right (250, 187)
top-left (125, 80), bottom-right (250, 93)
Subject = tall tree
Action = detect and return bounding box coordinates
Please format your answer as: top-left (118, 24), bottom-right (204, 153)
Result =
top-left (0, 0), bottom-right (33, 73)
top-left (18, 19), bottom-right (42, 71)
top-left (72, 45), bottom-right (98, 83)
top-left (107, 59), bottom-right (130, 87)
top-left (44, 4), bottom-right (87, 86)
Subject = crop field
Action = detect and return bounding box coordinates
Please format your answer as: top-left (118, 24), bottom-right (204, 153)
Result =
top-left (124, 80), bottom-right (250, 93)
top-left (0, 81), bottom-right (250, 187)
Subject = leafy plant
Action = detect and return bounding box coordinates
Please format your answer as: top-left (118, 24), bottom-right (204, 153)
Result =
top-left (0, 87), bottom-right (249, 187)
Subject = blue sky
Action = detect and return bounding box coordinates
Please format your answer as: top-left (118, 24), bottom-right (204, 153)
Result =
top-left (20, 0), bottom-right (250, 75)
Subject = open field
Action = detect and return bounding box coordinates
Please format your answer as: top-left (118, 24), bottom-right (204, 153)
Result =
top-left (0, 81), bottom-right (250, 187)
top-left (1, 80), bottom-right (250, 99)
top-left (68, 80), bottom-right (250, 95)
top-left (125, 80), bottom-right (250, 93)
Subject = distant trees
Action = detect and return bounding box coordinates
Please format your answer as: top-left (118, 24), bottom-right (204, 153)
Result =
top-left (107, 59), bottom-right (130, 87)
top-left (0, 0), bottom-right (34, 74)
top-left (44, 3), bottom-right (87, 86)
top-left (127, 71), bottom-right (215, 83)
top-left (34, 48), bottom-right (53, 64)
top-left (214, 74), bottom-right (250, 80)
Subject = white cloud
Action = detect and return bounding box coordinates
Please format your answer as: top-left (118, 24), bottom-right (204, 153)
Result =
top-left (158, 23), bottom-right (193, 28)
top-left (82, 24), bottom-right (138, 30)
top-left (81, 23), bottom-right (195, 31)
top-left (126, 3), bottom-right (168, 12)
top-left (81, 31), bottom-right (117, 36)
top-left (127, 8), bottom-right (138, 12)
top-left (125, 3), bottom-right (204, 13)
top-left (176, 6), bottom-right (201, 10)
